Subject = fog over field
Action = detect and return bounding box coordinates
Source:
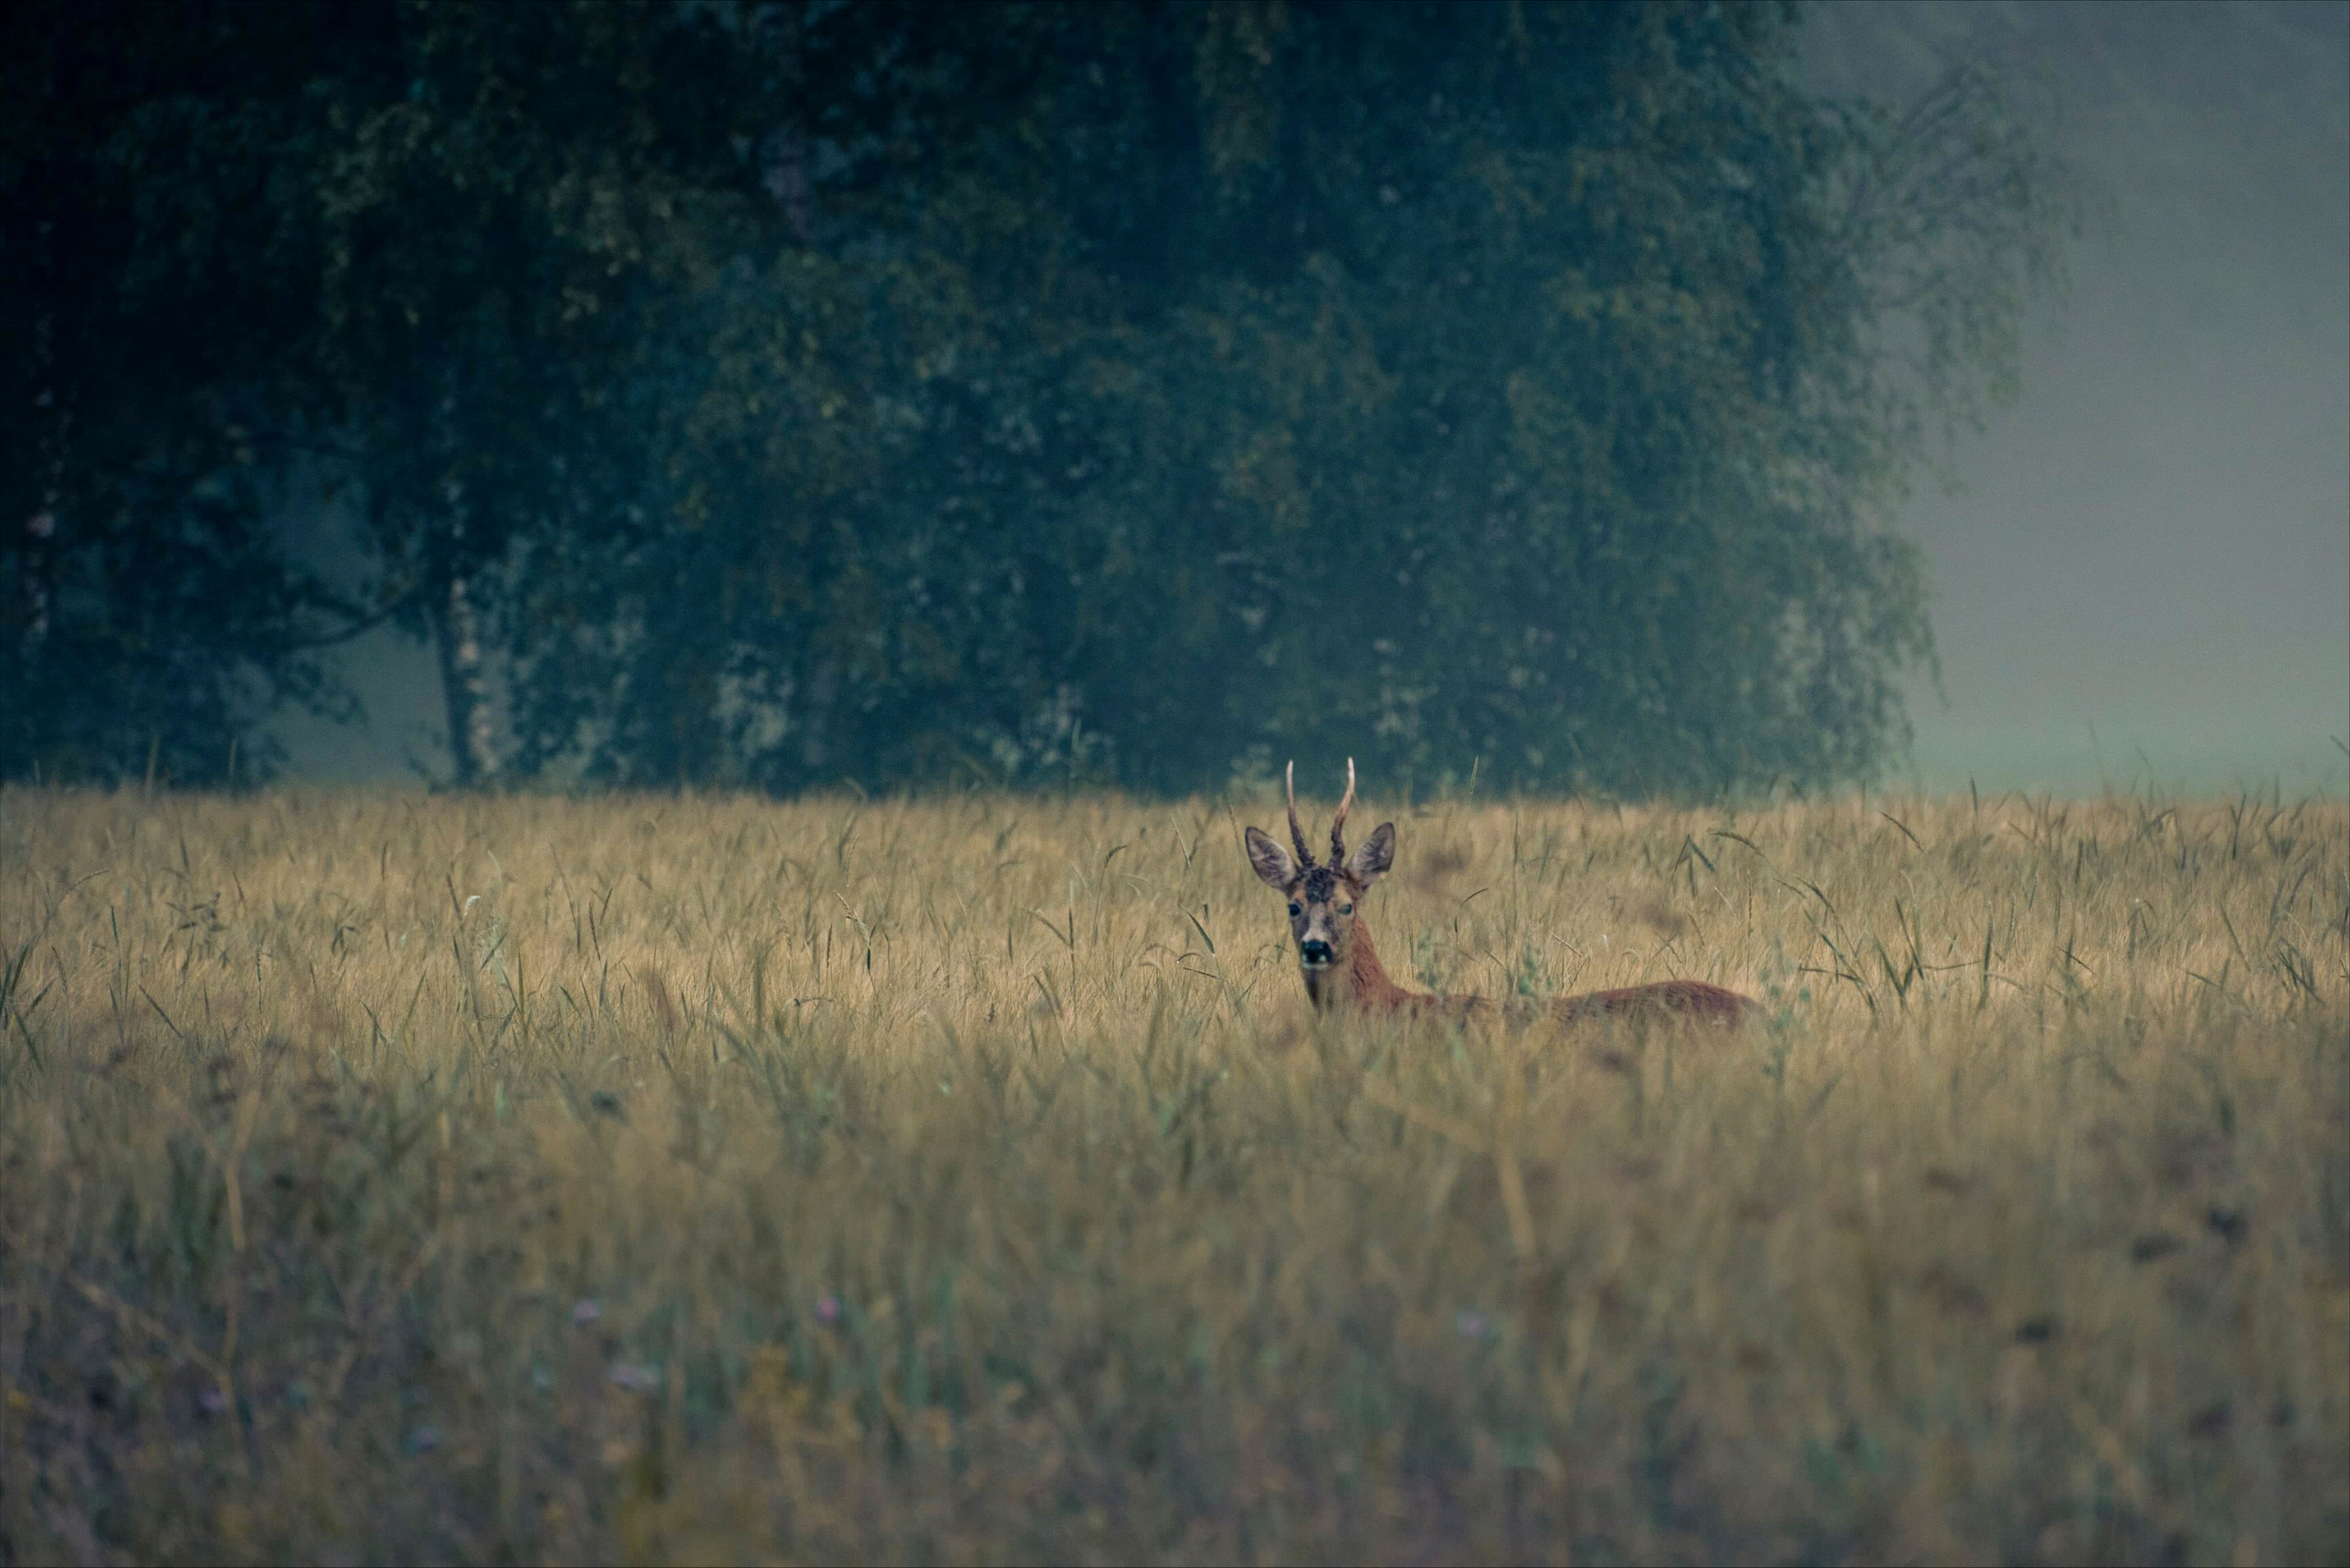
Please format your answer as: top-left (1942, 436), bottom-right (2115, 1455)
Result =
top-left (1804, 1), bottom-right (2349, 798)
top-left (267, 1), bottom-right (2350, 795)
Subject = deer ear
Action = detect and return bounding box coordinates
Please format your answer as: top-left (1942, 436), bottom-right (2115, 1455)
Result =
top-left (1344, 822), bottom-right (1396, 889)
top-left (1244, 826), bottom-right (1299, 890)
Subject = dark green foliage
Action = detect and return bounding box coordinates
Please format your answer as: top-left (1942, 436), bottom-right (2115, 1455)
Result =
top-left (1, 2), bottom-right (2074, 795)
top-left (3, 0), bottom-right (776, 784)
top-left (0, 2), bottom-right (367, 784)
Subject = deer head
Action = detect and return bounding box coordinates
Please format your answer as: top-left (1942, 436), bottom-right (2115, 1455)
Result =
top-left (1243, 759), bottom-right (1396, 1004)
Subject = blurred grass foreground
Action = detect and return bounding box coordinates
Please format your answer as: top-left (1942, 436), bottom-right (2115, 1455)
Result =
top-left (0, 785), bottom-right (2344, 1563)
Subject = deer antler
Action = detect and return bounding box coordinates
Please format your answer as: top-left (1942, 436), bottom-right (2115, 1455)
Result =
top-left (1330, 757), bottom-right (1355, 866)
top-left (1284, 760), bottom-right (1316, 868)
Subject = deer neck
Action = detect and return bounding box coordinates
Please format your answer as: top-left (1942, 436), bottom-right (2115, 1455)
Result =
top-left (1308, 916), bottom-right (1411, 1011)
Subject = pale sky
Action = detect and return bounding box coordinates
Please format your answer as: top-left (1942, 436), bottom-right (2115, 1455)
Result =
top-left (1803, 0), bottom-right (2350, 795)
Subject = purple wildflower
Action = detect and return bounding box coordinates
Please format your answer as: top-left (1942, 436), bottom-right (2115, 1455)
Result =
top-left (814, 1293), bottom-right (843, 1326)
top-left (1454, 1309), bottom-right (1491, 1341)
top-left (571, 1298), bottom-right (602, 1327)
top-left (608, 1363), bottom-right (661, 1393)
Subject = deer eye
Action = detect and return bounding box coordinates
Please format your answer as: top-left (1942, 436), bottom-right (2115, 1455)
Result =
top-left (1287, 902), bottom-right (1301, 917)
top-left (1338, 902), bottom-right (1354, 915)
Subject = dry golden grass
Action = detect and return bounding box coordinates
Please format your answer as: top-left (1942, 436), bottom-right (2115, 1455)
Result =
top-left (0, 784), bottom-right (2344, 1564)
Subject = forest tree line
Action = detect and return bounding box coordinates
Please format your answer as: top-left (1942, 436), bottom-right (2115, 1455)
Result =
top-left (3, 1), bottom-right (2074, 795)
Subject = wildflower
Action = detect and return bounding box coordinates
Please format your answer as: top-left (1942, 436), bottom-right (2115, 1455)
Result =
top-left (608, 1363), bottom-right (661, 1393)
top-left (406, 1424), bottom-right (443, 1454)
top-left (197, 1385), bottom-right (228, 1416)
top-left (814, 1294), bottom-right (842, 1326)
top-left (1454, 1309), bottom-right (1491, 1340)
top-left (572, 1298), bottom-right (602, 1327)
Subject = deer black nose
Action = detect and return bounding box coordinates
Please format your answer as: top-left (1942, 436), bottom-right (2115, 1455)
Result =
top-left (1299, 940), bottom-right (1333, 966)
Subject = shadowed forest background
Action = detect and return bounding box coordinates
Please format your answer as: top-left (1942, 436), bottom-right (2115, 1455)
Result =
top-left (7, 0), bottom-right (2112, 800)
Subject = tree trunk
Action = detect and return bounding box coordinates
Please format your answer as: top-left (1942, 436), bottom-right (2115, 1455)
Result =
top-left (430, 567), bottom-right (497, 786)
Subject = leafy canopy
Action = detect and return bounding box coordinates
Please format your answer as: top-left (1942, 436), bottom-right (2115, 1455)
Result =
top-left (2, 2), bottom-right (2074, 795)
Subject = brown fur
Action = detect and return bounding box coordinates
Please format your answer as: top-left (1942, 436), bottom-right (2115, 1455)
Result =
top-left (1326, 913), bottom-right (1756, 1027)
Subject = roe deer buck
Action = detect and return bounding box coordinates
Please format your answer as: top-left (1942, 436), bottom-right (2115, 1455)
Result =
top-left (1243, 761), bottom-right (1756, 1026)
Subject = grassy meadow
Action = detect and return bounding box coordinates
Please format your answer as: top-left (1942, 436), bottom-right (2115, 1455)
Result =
top-left (0, 783), bottom-right (2344, 1564)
